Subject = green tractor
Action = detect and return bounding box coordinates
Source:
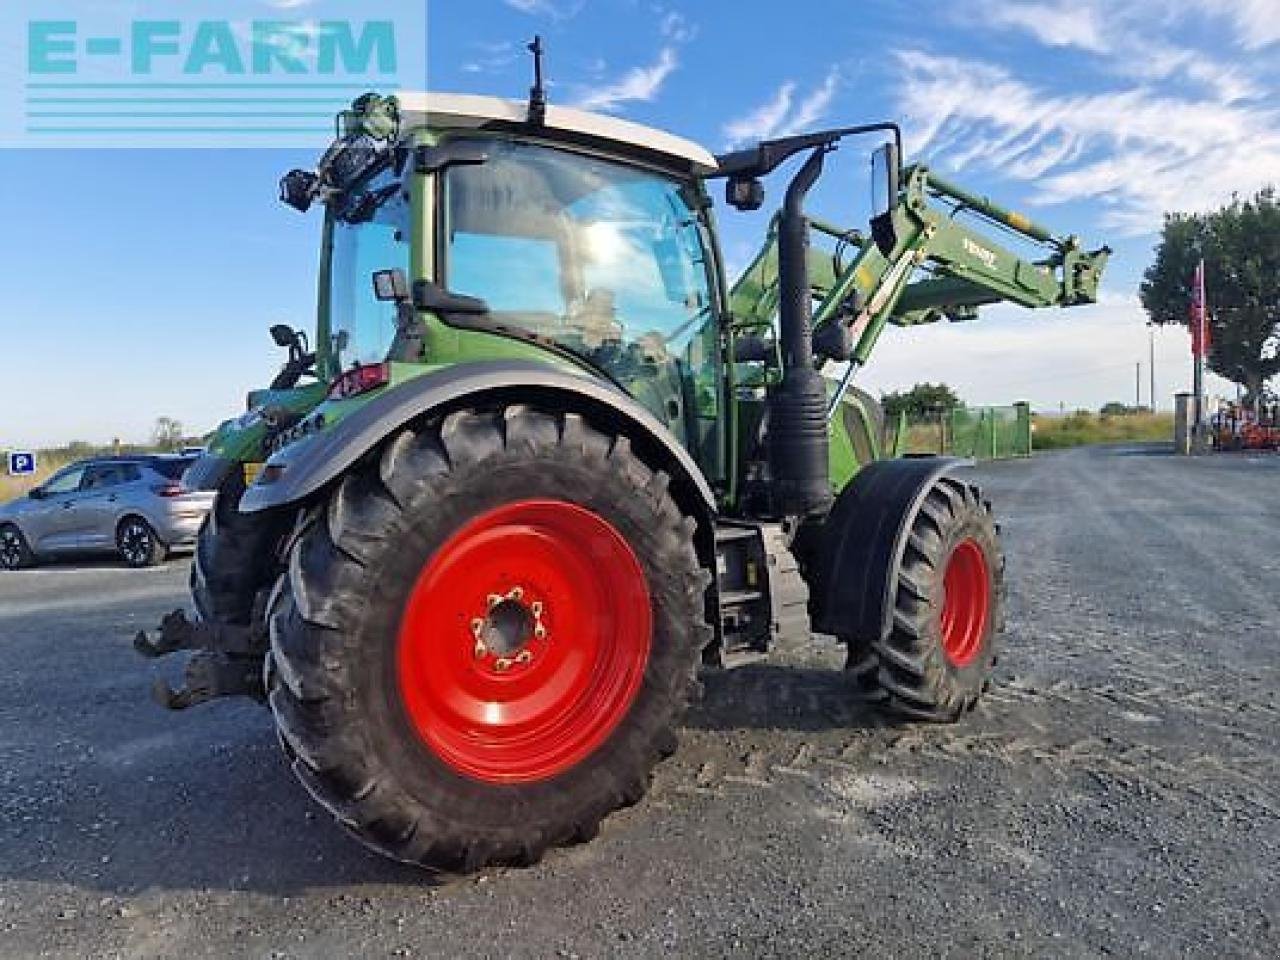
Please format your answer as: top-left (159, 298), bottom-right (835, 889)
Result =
top-left (139, 56), bottom-right (1107, 872)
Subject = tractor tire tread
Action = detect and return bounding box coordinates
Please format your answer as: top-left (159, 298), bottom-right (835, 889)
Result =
top-left (192, 471), bottom-right (288, 625)
top-left (268, 403), bottom-right (711, 873)
top-left (871, 477), bottom-right (1004, 723)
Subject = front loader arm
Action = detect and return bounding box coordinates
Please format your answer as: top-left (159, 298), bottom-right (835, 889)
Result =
top-left (726, 165), bottom-right (1110, 362)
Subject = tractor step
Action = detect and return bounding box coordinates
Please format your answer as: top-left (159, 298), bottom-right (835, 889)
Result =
top-left (712, 521), bottom-right (811, 667)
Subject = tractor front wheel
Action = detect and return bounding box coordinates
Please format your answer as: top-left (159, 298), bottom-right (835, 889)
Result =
top-left (869, 476), bottom-right (1004, 720)
top-left (267, 405), bottom-right (710, 872)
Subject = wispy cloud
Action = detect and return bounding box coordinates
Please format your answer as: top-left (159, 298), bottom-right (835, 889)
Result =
top-left (572, 47), bottom-right (678, 113)
top-left (1117, 45), bottom-right (1262, 104)
top-left (659, 10), bottom-right (698, 44)
top-left (722, 69), bottom-right (840, 147)
top-left (982, 0), bottom-right (1279, 52)
top-left (978, 0), bottom-right (1266, 101)
top-left (982, 1), bottom-right (1108, 51)
top-left (893, 49), bottom-right (1280, 235)
top-left (462, 40), bottom-right (520, 76)
top-left (724, 84), bottom-right (796, 147)
top-left (1188, 0), bottom-right (1280, 50)
top-left (504, 0), bottom-right (586, 21)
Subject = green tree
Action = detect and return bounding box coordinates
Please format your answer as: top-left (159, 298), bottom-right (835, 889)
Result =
top-left (882, 383), bottom-right (962, 420)
top-left (151, 417), bottom-right (184, 452)
top-left (1140, 188), bottom-right (1279, 403)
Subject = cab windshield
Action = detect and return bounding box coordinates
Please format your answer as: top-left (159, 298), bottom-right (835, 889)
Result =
top-left (326, 164), bottom-right (411, 369)
top-left (443, 138), bottom-right (721, 450)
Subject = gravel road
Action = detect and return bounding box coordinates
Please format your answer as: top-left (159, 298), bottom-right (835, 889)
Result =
top-left (1, 444), bottom-right (1277, 959)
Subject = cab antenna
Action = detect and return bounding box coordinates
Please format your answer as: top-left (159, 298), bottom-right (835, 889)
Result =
top-left (527, 35), bottom-right (547, 126)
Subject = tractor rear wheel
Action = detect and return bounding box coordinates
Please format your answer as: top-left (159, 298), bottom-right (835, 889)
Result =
top-left (191, 470), bottom-right (288, 625)
top-left (869, 476), bottom-right (1003, 720)
top-left (267, 405), bottom-right (710, 872)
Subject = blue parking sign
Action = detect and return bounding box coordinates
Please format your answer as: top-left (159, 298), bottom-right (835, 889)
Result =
top-left (7, 451), bottom-right (36, 476)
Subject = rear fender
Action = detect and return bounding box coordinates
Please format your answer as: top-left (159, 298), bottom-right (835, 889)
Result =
top-left (809, 456), bottom-right (972, 641)
top-left (239, 360), bottom-right (718, 528)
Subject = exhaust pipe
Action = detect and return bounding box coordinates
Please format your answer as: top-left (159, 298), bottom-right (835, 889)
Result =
top-left (769, 147), bottom-right (833, 517)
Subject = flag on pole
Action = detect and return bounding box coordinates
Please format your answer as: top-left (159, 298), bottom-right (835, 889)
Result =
top-left (1190, 259), bottom-right (1209, 358)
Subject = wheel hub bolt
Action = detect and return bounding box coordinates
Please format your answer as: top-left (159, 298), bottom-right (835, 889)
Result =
top-left (470, 585), bottom-right (549, 672)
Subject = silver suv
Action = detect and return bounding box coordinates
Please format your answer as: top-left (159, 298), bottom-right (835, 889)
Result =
top-left (0, 456), bottom-right (215, 569)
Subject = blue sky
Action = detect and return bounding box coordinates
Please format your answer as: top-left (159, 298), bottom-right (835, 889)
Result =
top-left (1, 0), bottom-right (1277, 448)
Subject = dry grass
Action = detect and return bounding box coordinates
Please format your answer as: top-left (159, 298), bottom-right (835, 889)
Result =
top-left (0, 462), bottom-right (58, 504)
top-left (902, 422), bottom-right (950, 455)
top-left (1032, 411), bottom-right (1175, 450)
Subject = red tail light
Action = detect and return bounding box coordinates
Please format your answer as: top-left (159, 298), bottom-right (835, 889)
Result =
top-left (152, 483), bottom-right (184, 498)
top-left (328, 362), bottom-right (390, 400)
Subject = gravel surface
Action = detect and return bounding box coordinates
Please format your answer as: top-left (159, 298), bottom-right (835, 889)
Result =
top-left (1, 443), bottom-right (1277, 959)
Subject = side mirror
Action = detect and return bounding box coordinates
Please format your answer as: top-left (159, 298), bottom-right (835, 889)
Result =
top-left (372, 268), bottom-right (411, 303)
top-left (870, 141), bottom-right (901, 256)
top-left (870, 141), bottom-right (900, 218)
top-left (270, 324), bottom-right (298, 348)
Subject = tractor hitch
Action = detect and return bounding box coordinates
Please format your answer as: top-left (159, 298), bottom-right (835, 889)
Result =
top-left (150, 652), bottom-right (264, 711)
top-left (133, 608), bottom-right (261, 658)
top-left (135, 609), bottom-right (267, 709)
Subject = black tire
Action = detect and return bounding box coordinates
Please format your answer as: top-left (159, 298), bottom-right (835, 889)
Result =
top-left (268, 405), bottom-right (711, 872)
top-left (191, 470), bottom-right (288, 625)
top-left (0, 524), bottom-right (35, 570)
top-left (843, 636), bottom-right (888, 702)
top-left (117, 516), bottom-right (166, 568)
top-left (869, 476), bottom-right (1004, 721)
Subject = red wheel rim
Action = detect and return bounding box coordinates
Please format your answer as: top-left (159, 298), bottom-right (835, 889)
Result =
top-left (940, 538), bottom-right (990, 668)
top-left (397, 499), bottom-right (652, 784)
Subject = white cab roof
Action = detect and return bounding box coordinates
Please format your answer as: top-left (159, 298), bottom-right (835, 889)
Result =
top-left (395, 92), bottom-right (718, 175)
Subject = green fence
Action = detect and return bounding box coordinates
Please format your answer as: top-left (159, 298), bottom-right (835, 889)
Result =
top-left (903, 403), bottom-right (1032, 460)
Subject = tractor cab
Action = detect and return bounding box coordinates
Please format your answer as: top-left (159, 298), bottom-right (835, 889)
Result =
top-left (280, 92), bottom-right (728, 473)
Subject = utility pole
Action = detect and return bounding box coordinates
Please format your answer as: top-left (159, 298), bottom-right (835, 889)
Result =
top-left (1136, 362), bottom-right (1142, 410)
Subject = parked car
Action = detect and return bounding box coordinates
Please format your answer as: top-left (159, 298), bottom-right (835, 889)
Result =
top-left (0, 455), bottom-right (215, 569)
